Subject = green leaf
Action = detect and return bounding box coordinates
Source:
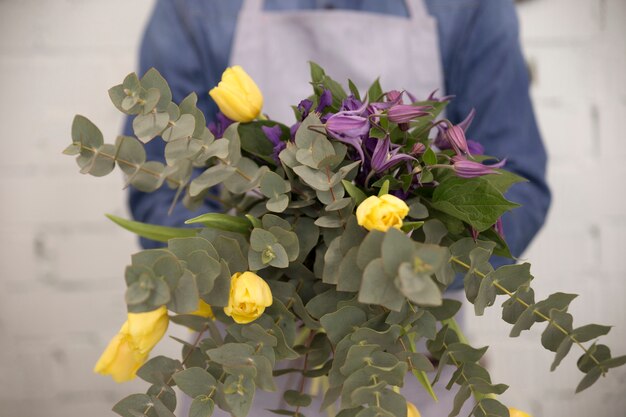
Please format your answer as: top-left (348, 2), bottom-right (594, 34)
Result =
top-left (189, 397), bottom-right (214, 417)
top-left (550, 338), bottom-right (573, 371)
top-left (168, 270), bottom-right (199, 314)
top-left (348, 79), bottom-right (361, 101)
top-left (367, 78), bottom-right (383, 101)
top-left (541, 310), bottom-right (573, 352)
top-left (185, 212), bottom-right (252, 234)
top-left (320, 306), bottom-right (367, 345)
top-left (431, 177), bottom-right (519, 232)
top-left (571, 324), bottom-right (612, 343)
top-left (474, 275), bottom-right (496, 316)
top-left (359, 258), bottom-right (405, 311)
top-left (422, 147), bottom-right (437, 165)
top-left (474, 398), bottom-right (510, 417)
top-left (450, 383), bottom-right (472, 417)
top-left (189, 165), bottom-right (237, 196)
top-left (105, 214), bottom-right (199, 242)
top-left (162, 113), bottom-right (195, 142)
top-left (137, 356), bottom-right (182, 385)
top-left (284, 390), bottom-right (312, 407)
top-left (223, 374), bottom-right (255, 417)
top-left (72, 115), bottom-right (103, 148)
top-left (378, 179), bottom-right (390, 196)
top-left (140, 68), bottom-right (172, 112)
top-left (112, 394), bottom-right (152, 417)
top-left (396, 262), bottom-right (442, 307)
top-left (172, 367), bottom-right (217, 398)
top-left (133, 112), bottom-right (170, 143)
top-left (576, 366), bottom-right (602, 393)
top-left (491, 263), bottom-right (533, 294)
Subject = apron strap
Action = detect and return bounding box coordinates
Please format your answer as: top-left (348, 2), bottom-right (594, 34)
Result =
top-left (406, 0), bottom-right (430, 21)
top-left (240, 0), bottom-right (263, 16)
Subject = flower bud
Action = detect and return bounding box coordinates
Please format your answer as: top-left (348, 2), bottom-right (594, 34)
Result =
top-left (356, 194), bottom-right (409, 232)
top-left (191, 299), bottom-right (215, 319)
top-left (452, 155), bottom-right (506, 178)
top-left (387, 104), bottom-right (431, 124)
top-left (93, 306), bottom-right (168, 382)
top-left (224, 271), bottom-right (273, 324)
top-left (508, 408), bottom-right (533, 417)
top-left (407, 401), bottom-right (422, 417)
top-left (209, 66), bottom-right (263, 122)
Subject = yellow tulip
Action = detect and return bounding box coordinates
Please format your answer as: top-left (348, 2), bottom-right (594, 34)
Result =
top-left (191, 299), bottom-right (215, 319)
top-left (508, 408), bottom-right (533, 417)
top-left (93, 321), bottom-right (148, 382)
top-left (94, 306), bottom-right (169, 382)
top-left (209, 66), bottom-right (263, 122)
top-left (356, 194), bottom-right (410, 232)
top-left (224, 271), bottom-right (273, 324)
top-left (126, 306), bottom-right (169, 354)
top-left (407, 401), bottom-right (422, 417)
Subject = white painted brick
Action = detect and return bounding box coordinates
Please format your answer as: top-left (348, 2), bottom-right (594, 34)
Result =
top-left (0, 0), bottom-right (154, 52)
top-left (526, 45), bottom-right (596, 101)
top-left (533, 101), bottom-right (596, 163)
top-left (518, 0), bottom-right (603, 43)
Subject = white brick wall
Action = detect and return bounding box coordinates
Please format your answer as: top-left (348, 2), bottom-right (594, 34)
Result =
top-left (0, 1), bottom-right (624, 416)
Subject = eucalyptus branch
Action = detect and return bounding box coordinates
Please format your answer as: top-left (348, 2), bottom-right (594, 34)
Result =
top-left (142, 323), bottom-right (210, 416)
top-left (450, 257), bottom-right (603, 368)
top-left (440, 332), bottom-right (489, 416)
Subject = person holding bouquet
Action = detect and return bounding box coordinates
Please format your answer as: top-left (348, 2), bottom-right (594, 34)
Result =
top-left (123, 1), bottom-right (550, 415)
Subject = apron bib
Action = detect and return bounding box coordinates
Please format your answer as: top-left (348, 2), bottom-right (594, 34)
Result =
top-left (230, 0), bottom-right (445, 122)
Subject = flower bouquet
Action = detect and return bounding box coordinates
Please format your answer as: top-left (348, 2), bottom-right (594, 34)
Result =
top-left (64, 63), bottom-right (624, 417)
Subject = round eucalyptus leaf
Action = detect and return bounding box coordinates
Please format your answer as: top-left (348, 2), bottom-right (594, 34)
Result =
top-left (115, 135), bottom-right (146, 175)
top-left (129, 161), bottom-right (166, 192)
top-left (162, 113), bottom-right (196, 142)
top-left (133, 112), bottom-right (170, 143)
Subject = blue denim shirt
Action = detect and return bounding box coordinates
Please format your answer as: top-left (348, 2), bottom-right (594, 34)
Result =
top-left (125, 0), bottom-right (551, 289)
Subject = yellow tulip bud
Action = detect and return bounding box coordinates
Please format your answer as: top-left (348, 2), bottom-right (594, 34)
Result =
top-left (209, 66), bottom-right (263, 122)
top-left (508, 408), bottom-right (533, 417)
top-left (127, 306), bottom-right (169, 354)
top-left (191, 299), bottom-right (215, 319)
top-left (94, 306), bottom-right (168, 382)
top-left (224, 271), bottom-right (273, 324)
top-left (93, 321), bottom-right (148, 382)
top-left (356, 194), bottom-right (410, 232)
top-left (407, 401), bottom-right (422, 417)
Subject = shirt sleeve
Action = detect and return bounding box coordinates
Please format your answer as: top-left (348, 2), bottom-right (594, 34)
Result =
top-left (445, 0), bottom-right (551, 268)
top-left (124, 0), bottom-right (223, 249)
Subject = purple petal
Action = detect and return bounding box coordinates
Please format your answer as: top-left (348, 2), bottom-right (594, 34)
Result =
top-left (452, 156), bottom-right (506, 178)
top-left (316, 89), bottom-right (333, 113)
top-left (467, 140), bottom-right (484, 155)
top-left (387, 104), bottom-right (432, 124)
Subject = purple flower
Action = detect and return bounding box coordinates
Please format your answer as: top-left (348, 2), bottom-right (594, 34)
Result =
top-left (297, 99), bottom-right (313, 120)
top-left (262, 125), bottom-right (286, 165)
top-left (467, 140), bottom-right (484, 155)
top-left (325, 101), bottom-right (370, 161)
top-left (411, 142), bottom-right (426, 155)
top-left (208, 112), bottom-right (234, 138)
top-left (341, 96), bottom-right (363, 112)
top-left (446, 125), bottom-right (470, 155)
top-left (387, 104), bottom-right (432, 124)
top-left (316, 89), bottom-right (333, 113)
top-left (428, 89), bottom-right (455, 103)
top-left (452, 155), bottom-right (506, 178)
top-left (434, 109), bottom-right (475, 155)
top-left (494, 217), bottom-right (505, 239)
top-left (370, 137), bottom-right (415, 172)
